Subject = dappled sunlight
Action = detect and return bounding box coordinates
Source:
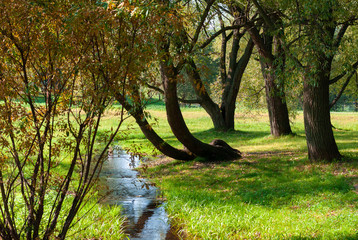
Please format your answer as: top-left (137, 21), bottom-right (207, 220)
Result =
top-left (144, 151), bottom-right (358, 239)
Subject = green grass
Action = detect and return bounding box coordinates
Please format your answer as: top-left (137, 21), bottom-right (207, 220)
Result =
top-left (103, 102), bottom-right (358, 239)
top-left (4, 100), bottom-right (354, 239)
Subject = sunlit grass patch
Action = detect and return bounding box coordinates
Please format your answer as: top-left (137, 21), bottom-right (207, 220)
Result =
top-left (128, 105), bottom-right (358, 239)
top-left (145, 154), bottom-right (358, 239)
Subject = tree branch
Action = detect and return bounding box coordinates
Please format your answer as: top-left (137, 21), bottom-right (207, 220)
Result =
top-left (199, 24), bottom-right (245, 49)
top-left (189, 0), bottom-right (215, 51)
top-left (333, 23), bottom-right (349, 49)
top-left (330, 60), bottom-right (358, 85)
top-left (330, 69), bottom-right (357, 109)
top-left (251, 0), bottom-right (274, 27)
top-left (146, 83), bottom-right (201, 104)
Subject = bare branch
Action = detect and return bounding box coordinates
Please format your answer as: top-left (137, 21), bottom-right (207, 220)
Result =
top-left (199, 24), bottom-right (245, 49)
top-left (146, 83), bottom-right (201, 104)
top-left (330, 60), bottom-right (358, 85)
top-left (189, 0), bottom-right (215, 51)
top-left (330, 69), bottom-right (357, 109)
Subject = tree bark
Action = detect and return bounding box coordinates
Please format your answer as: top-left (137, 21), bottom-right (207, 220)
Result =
top-left (112, 90), bottom-right (195, 161)
top-left (134, 110), bottom-right (195, 161)
top-left (221, 38), bottom-right (254, 130)
top-left (303, 74), bottom-right (341, 161)
top-left (261, 66), bottom-right (292, 136)
top-left (246, 24), bottom-right (292, 136)
top-left (160, 60), bottom-right (241, 161)
top-left (185, 36), bottom-right (253, 131)
top-left (301, 8), bottom-right (342, 162)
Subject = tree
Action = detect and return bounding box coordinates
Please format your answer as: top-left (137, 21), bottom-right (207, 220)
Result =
top-left (243, 0), bottom-right (293, 136)
top-left (0, 1), bottom-right (149, 238)
top-left (146, 0), bottom-right (254, 131)
top-left (256, 0), bottom-right (358, 161)
top-left (294, 0), bottom-right (351, 161)
top-left (159, 36), bottom-right (241, 160)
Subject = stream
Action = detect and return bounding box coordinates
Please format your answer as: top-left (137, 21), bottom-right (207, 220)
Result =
top-left (99, 148), bottom-right (180, 240)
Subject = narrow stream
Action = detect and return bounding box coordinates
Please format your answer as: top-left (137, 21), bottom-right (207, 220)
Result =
top-left (99, 148), bottom-right (180, 240)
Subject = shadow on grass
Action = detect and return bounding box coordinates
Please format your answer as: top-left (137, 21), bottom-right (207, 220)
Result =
top-left (289, 234), bottom-right (358, 240)
top-left (191, 128), bottom-right (271, 142)
top-left (156, 155), bottom-right (358, 209)
top-left (333, 129), bottom-right (358, 151)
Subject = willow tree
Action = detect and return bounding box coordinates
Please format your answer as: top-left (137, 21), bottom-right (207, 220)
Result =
top-left (155, 0), bottom-right (242, 160)
top-left (291, 0), bottom-right (357, 161)
top-left (250, 0), bottom-right (358, 161)
top-left (240, 0), bottom-right (293, 136)
top-left (144, 0), bottom-right (254, 131)
top-left (81, 0), bottom-right (196, 161)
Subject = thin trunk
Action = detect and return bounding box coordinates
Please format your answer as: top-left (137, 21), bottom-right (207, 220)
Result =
top-left (221, 38), bottom-right (254, 130)
top-left (186, 59), bottom-right (227, 130)
top-left (355, 73), bottom-right (358, 112)
top-left (186, 35), bottom-right (253, 131)
top-left (329, 68), bottom-right (356, 109)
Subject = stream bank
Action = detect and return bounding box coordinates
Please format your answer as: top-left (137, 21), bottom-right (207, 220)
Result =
top-left (99, 148), bottom-right (182, 240)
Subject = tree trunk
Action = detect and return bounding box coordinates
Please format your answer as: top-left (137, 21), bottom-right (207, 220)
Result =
top-left (160, 61), bottom-right (241, 161)
top-left (186, 59), bottom-right (227, 130)
top-left (112, 90), bottom-right (195, 161)
top-left (303, 74), bottom-right (341, 161)
top-left (134, 111), bottom-right (195, 161)
top-left (185, 38), bottom-right (253, 131)
top-left (221, 38), bottom-right (254, 130)
top-left (262, 68), bottom-right (292, 136)
top-left (246, 25), bottom-right (292, 137)
top-left (356, 76), bottom-right (358, 112)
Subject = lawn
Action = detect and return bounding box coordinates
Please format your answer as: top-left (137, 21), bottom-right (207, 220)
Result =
top-left (103, 103), bottom-right (358, 239)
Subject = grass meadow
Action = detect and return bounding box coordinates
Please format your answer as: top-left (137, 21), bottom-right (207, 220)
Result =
top-left (100, 102), bottom-right (358, 239)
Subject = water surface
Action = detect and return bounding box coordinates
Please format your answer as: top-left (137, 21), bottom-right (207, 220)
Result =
top-left (100, 148), bottom-right (180, 240)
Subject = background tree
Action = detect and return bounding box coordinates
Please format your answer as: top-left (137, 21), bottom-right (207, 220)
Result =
top-left (249, 0), bottom-right (358, 161)
top-left (242, 0), bottom-right (293, 136)
top-left (146, 0), bottom-right (254, 131)
top-left (285, 0), bottom-right (358, 161)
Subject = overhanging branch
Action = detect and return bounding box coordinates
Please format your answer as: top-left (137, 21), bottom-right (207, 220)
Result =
top-left (330, 60), bottom-right (358, 85)
top-left (146, 83), bottom-right (201, 104)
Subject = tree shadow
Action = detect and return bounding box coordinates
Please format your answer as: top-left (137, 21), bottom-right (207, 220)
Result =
top-left (160, 155), bottom-right (358, 208)
top-left (191, 128), bottom-right (271, 142)
top-left (333, 129), bottom-right (358, 152)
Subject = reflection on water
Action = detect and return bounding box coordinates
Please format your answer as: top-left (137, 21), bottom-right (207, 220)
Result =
top-left (99, 148), bottom-right (180, 240)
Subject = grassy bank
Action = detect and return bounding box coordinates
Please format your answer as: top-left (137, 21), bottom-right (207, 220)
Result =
top-left (103, 103), bottom-right (358, 239)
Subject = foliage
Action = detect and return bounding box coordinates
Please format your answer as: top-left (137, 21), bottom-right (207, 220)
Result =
top-left (0, 0), bottom-right (161, 238)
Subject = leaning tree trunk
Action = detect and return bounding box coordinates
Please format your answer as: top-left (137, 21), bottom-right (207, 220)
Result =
top-left (185, 59), bottom-right (227, 130)
top-left (112, 89), bottom-right (195, 161)
top-left (160, 61), bottom-right (241, 161)
top-left (303, 74), bottom-right (341, 161)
